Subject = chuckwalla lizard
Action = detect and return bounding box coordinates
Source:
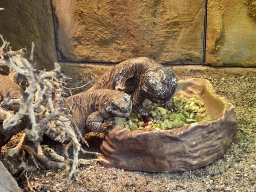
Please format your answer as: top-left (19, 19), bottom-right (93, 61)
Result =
top-left (89, 57), bottom-right (177, 117)
top-left (0, 74), bottom-right (24, 112)
top-left (65, 89), bottom-right (132, 135)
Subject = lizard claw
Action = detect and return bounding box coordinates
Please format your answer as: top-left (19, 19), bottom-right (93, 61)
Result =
top-left (163, 102), bottom-right (177, 112)
top-left (101, 121), bottom-right (116, 133)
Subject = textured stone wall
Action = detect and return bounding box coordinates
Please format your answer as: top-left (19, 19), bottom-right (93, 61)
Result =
top-left (0, 0), bottom-right (57, 70)
top-left (1, 0), bottom-right (256, 67)
top-left (52, 0), bottom-right (205, 64)
top-left (206, 0), bottom-right (256, 67)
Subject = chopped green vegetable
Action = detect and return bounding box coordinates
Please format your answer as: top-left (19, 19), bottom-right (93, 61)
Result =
top-left (160, 122), bottom-right (167, 130)
top-left (125, 96), bottom-right (213, 131)
top-left (166, 121), bottom-right (173, 129)
top-left (198, 108), bottom-right (206, 113)
top-left (156, 107), bottom-right (168, 115)
top-left (149, 111), bottom-right (157, 117)
top-left (206, 115), bottom-right (214, 120)
top-left (138, 121), bottom-right (145, 126)
top-left (176, 113), bottom-right (186, 122)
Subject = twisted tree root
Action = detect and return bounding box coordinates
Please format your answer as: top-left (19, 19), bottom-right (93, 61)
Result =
top-left (22, 145), bottom-right (67, 170)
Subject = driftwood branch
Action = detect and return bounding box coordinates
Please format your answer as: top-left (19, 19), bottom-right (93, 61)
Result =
top-left (0, 35), bottom-right (98, 181)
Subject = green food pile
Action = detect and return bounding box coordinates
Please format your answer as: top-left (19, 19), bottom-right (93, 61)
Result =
top-left (124, 96), bottom-right (214, 131)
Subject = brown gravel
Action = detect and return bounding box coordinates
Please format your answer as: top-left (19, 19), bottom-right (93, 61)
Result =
top-left (10, 65), bottom-right (256, 191)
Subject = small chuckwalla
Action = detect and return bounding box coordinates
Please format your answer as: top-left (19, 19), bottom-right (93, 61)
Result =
top-left (89, 57), bottom-right (177, 121)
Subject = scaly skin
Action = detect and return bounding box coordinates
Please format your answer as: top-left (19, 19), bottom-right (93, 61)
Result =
top-left (89, 57), bottom-right (177, 116)
top-left (0, 74), bottom-right (24, 112)
top-left (65, 89), bottom-right (132, 135)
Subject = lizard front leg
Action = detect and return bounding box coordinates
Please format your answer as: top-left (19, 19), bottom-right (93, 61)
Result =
top-left (86, 111), bottom-right (104, 132)
top-left (132, 90), bottom-right (149, 117)
top-left (86, 112), bottom-right (115, 133)
top-left (163, 96), bottom-right (176, 112)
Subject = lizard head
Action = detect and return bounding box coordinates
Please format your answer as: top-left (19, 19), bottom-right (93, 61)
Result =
top-left (100, 91), bottom-right (132, 118)
top-left (140, 68), bottom-right (177, 103)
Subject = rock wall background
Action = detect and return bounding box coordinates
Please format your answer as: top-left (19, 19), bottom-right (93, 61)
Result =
top-left (0, 0), bottom-right (57, 70)
top-left (52, 0), bottom-right (205, 64)
top-left (0, 0), bottom-right (256, 67)
top-left (206, 0), bottom-right (256, 67)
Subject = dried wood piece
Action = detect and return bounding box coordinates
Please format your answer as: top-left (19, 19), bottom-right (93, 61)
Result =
top-left (0, 36), bottom-right (99, 181)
